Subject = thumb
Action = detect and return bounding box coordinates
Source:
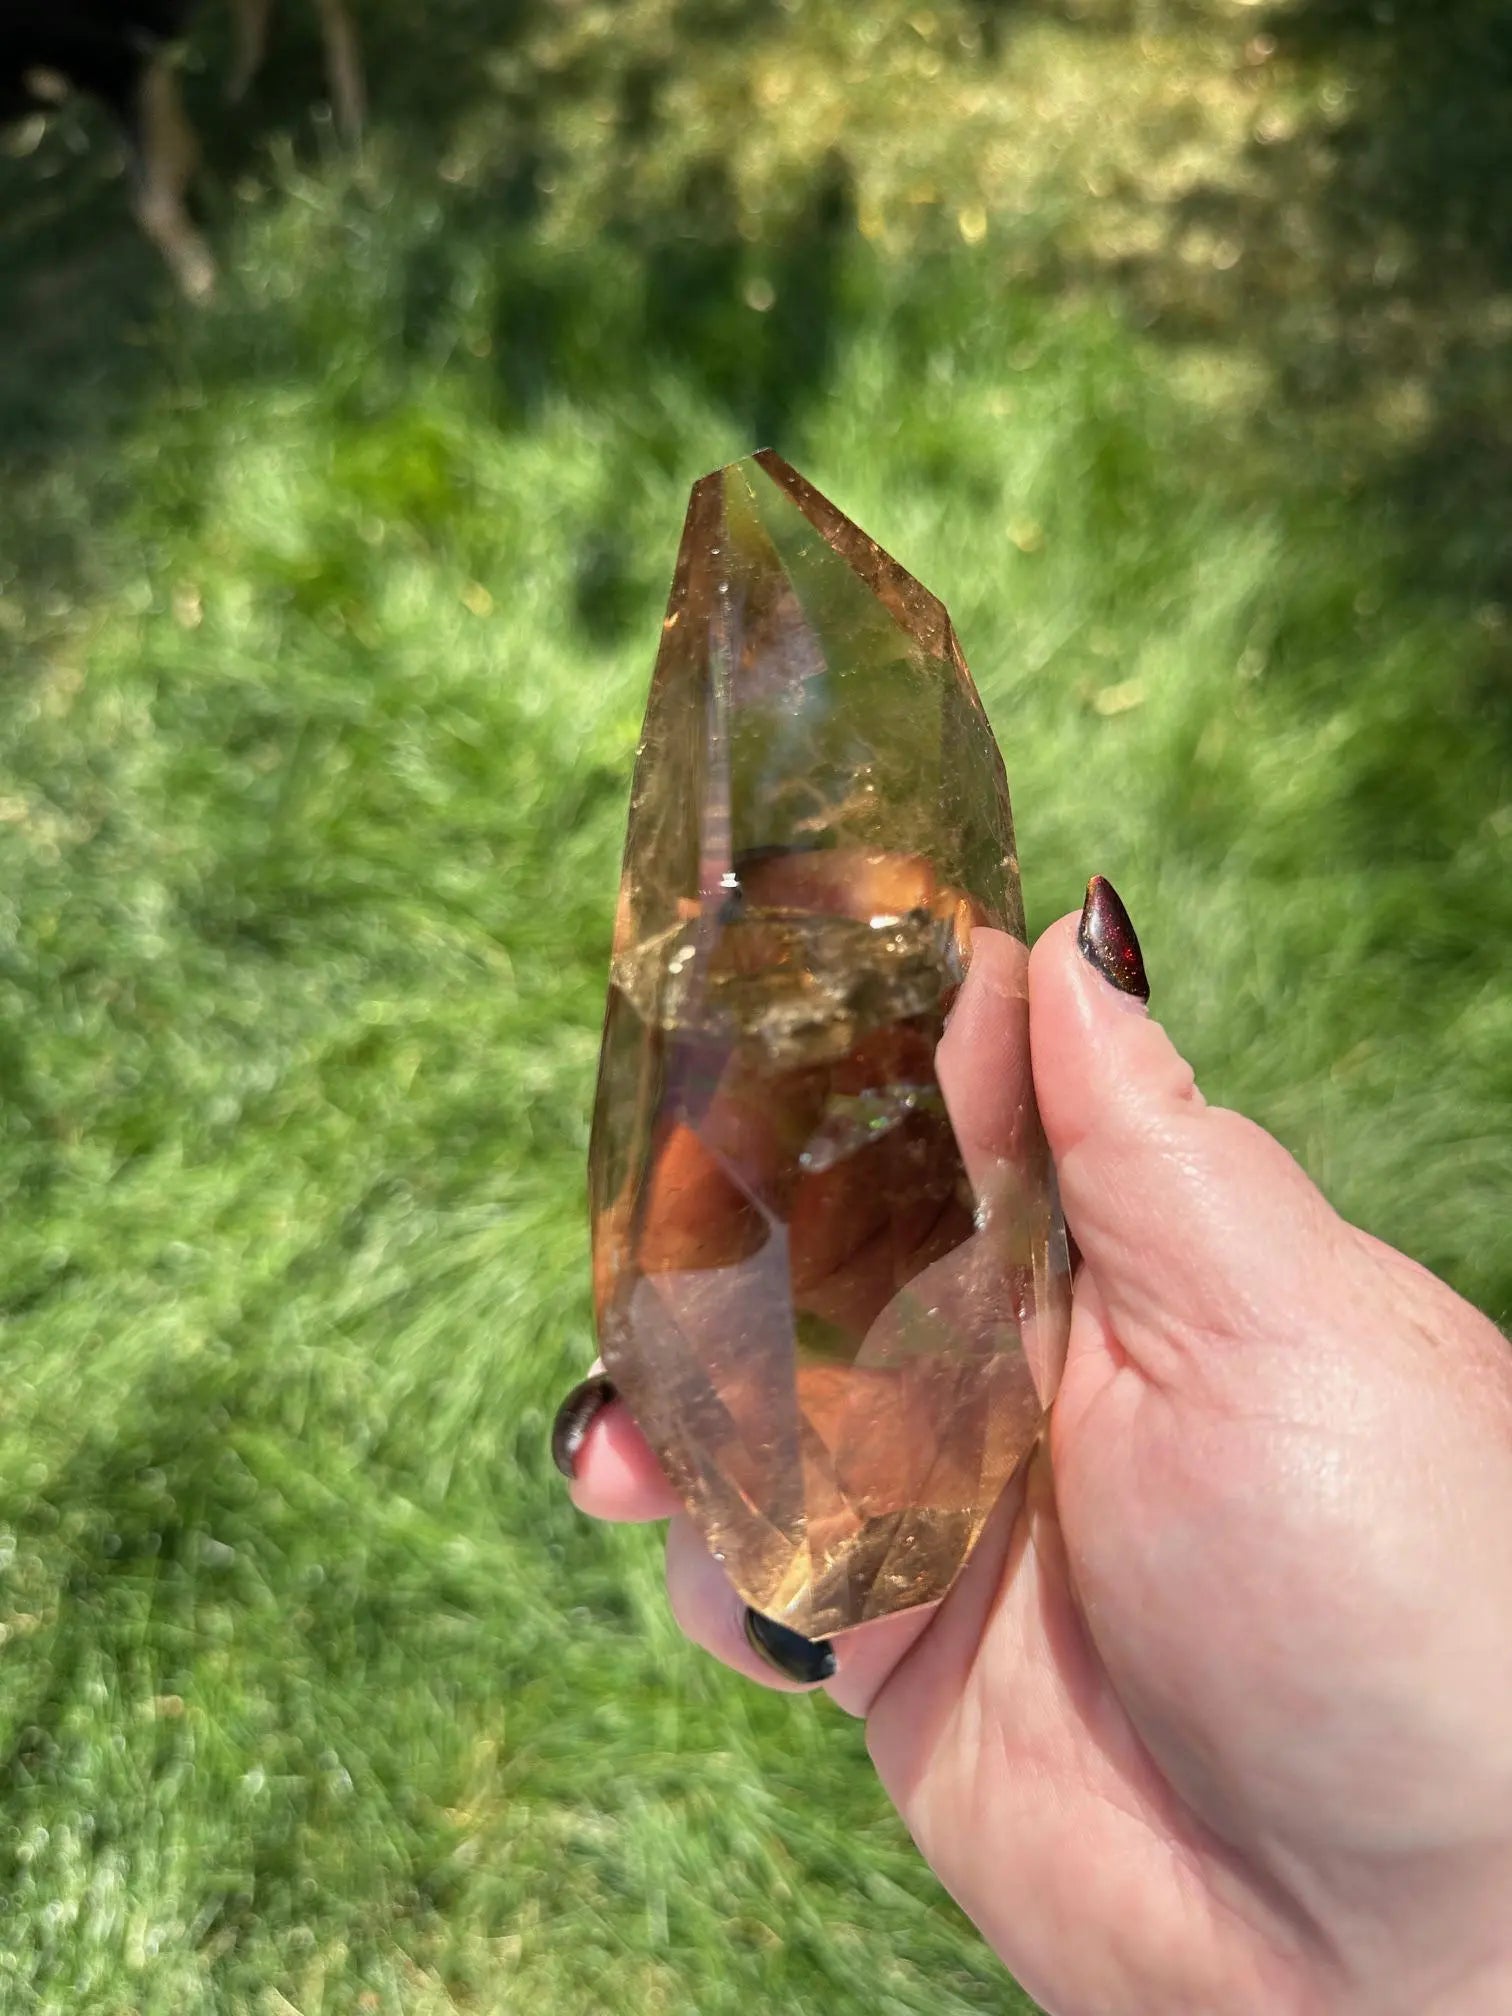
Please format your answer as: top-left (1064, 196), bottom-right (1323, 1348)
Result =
top-left (1029, 880), bottom-right (1348, 1379)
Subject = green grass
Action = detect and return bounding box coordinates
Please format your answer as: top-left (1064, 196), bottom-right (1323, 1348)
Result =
top-left (0, 0), bottom-right (1508, 2008)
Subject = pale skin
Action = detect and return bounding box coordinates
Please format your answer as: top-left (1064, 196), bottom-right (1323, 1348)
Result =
top-left (565, 909), bottom-right (1512, 2016)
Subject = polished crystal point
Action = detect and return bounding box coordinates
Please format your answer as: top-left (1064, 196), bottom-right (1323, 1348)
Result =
top-left (589, 451), bottom-right (1070, 1640)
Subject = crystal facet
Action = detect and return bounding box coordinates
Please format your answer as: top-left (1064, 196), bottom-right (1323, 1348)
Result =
top-left (589, 452), bottom-right (1071, 1639)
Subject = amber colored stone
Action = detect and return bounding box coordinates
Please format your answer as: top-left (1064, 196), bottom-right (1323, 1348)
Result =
top-left (588, 451), bottom-right (1071, 1640)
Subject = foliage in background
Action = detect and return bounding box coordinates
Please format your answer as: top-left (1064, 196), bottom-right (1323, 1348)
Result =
top-left (0, 0), bottom-right (1508, 2008)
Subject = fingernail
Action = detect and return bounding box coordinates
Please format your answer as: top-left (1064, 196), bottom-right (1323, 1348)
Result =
top-left (551, 1373), bottom-right (618, 1479)
top-left (743, 1608), bottom-right (837, 1685)
top-left (1077, 876), bottom-right (1149, 1003)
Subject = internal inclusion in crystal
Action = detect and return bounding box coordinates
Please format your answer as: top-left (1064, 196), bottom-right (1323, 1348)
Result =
top-left (589, 451), bottom-right (1070, 1640)
top-left (612, 909), bottom-right (964, 1062)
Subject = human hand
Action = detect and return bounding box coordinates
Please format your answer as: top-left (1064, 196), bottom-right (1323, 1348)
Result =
top-left (555, 879), bottom-right (1512, 2016)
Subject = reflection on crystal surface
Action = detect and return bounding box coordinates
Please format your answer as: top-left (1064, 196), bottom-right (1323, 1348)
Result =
top-left (589, 452), bottom-right (1070, 1639)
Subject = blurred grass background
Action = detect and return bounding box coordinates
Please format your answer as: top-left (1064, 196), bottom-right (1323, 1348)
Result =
top-left (0, 0), bottom-right (1508, 2008)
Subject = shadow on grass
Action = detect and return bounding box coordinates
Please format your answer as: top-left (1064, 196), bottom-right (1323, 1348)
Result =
top-left (1263, 0), bottom-right (1512, 613)
top-left (0, 0), bottom-right (859, 631)
top-left (2, 0), bottom-right (1506, 620)
top-left (0, 0), bottom-right (1506, 1124)
top-left (0, 1368), bottom-right (455, 1980)
top-left (1063, 0), bottom-right (1512, 1054)
top-left (1099, 0), bottom-right (1512, 643)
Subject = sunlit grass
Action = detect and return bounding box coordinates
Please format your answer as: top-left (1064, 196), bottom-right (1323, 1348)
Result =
top-left (0, 2), bottom-right (1507, 2009)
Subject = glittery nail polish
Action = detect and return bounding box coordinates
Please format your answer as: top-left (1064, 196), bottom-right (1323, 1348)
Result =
top-left (1076, 877), bottom-right (1149, 1002)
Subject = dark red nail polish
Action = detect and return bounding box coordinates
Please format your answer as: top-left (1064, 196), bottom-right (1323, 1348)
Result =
top-left (551, 1373), bottom-right (618, 1479)
top-left (743, 1608), bottom-right (838, 1685)
top-left (1076, 877), bottom-right (1149, 1002)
